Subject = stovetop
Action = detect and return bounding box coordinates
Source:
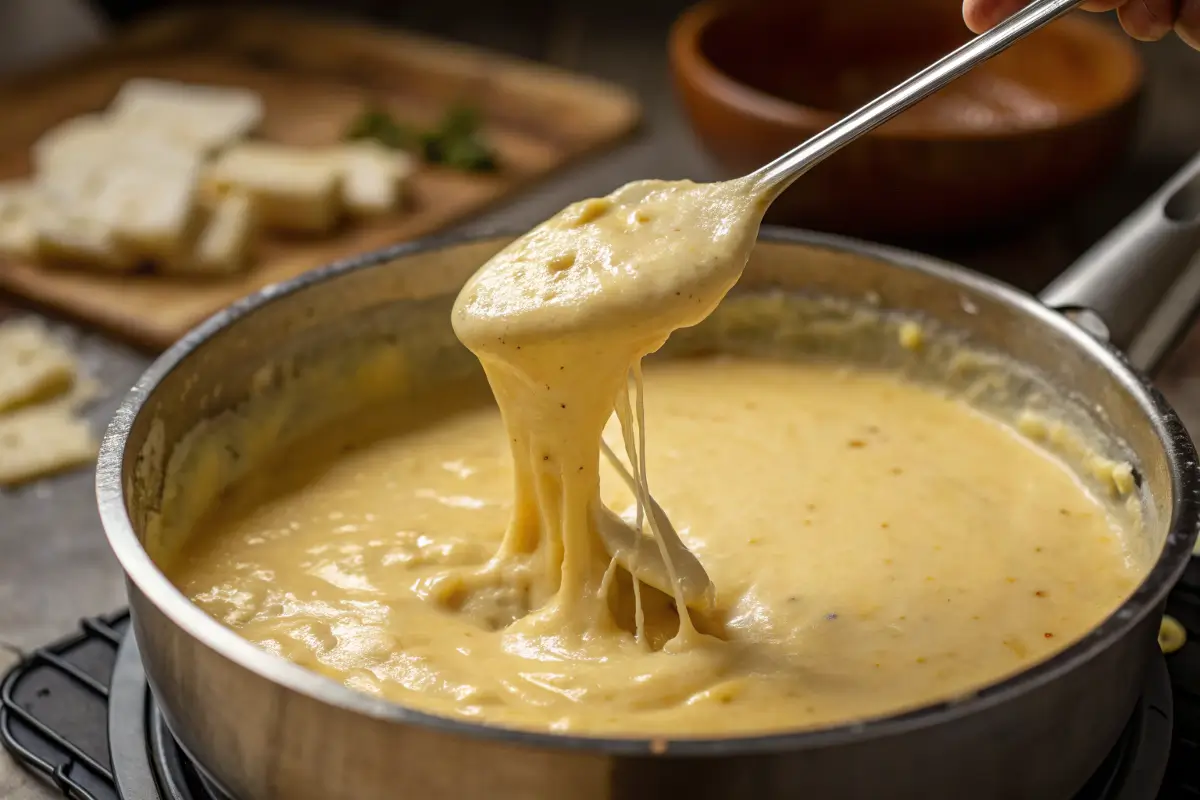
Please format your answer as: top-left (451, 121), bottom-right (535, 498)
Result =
top-left (6, 577), bottom-right (1200, 800)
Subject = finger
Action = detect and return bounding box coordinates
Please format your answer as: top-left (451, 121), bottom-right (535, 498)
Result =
top-left (965, 0), bottom-right (1126, 32)
top-left (963, 0), bottom-right (1029, 32)
top-left (1178, 0), bottom-right (1200, 49)
top-left (1118, 0), bottom-right (1178, 40)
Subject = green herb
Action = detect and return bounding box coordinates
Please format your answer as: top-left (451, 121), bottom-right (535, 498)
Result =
top-left (344, 103), bottom-right (498, 173)
top-left (344, 106), bottom-right (416, 150)
top-left (439, 105), bottom-right (484, 139)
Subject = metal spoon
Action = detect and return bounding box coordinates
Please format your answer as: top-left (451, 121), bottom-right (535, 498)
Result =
top-left (596, 440), bottom-right (714, 609)
top-left (748, 0), bottom-right (1086, 200)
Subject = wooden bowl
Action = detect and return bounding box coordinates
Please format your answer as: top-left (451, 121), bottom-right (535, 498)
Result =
top-left (669, 0), bottom-right (1144, 241)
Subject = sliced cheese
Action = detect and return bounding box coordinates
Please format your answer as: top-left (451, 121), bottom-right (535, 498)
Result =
top-left (0, 404), bottom-right (97, 487)
top-left (33, 194), bottom-right (137, 272)
top-left (32, 114), bottom-right (117, 177)
top-left (42, 374), bottom-right (101, 414)
top-left (33, 136), bottom-right (202, 270)
top-left (180, 191), bottom-right (257, 275)
top-left (0, 318), bottom-right (78, 412)
top-left (326, 141), bottom-right (415, 216)
top-left (87, 162), bottom-right (202, 267)
top-left (37, 115), bottom-right (197, 173)
top-left (0, 182), bottom-right (44, 258)
top-left (109, 79), bottom-right (264, 153)
top-left (205, 143), bottom-right (342, 234)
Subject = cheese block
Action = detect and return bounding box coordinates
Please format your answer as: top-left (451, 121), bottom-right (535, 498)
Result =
top-left (181, 191), bottom-right (257, 275)
top-left (204, 143), bottom-right (342, 234)
top-left (0, 182), bottom-right (43, 258)
top-left (0, 318), bottom-right (78, 412)
top-left (42, 374), bottom-right (101, 414)
top-left (328, 141), bottom-right (415, 215)
top-left (34, 141), bottom-right (202, 270)
top-left (36, 114), bottom-right (198, 176)
top-left (33, 194), bottom-right (137, 272)
top-left (0, 403), bottom-right (97, 486)
top-left (88, 161), bottom-right (202, 267)
top-left (109, 79), bottom-right (264, 153)
top-left (32, 114), bottom-right (117, 177)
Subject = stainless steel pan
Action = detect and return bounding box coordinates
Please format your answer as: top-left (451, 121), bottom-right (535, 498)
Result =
top-left (98, 152), bottom-right (1200, 800)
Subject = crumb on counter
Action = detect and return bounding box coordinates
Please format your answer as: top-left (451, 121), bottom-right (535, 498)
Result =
top-left (1159, 615), bottom-right (1186, 654)
top-left (898, 321), bottom-right (924, 352)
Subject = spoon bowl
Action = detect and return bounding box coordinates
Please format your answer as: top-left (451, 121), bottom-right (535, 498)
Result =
top-left (596, 439), bottom-right (715, 609)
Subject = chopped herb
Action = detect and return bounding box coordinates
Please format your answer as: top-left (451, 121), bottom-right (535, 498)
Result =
top-left (345, 103), bottom-right (499, 173)
top-left (429, 133), bottom-right (497, 172)
top-left (344, 105), bottom-right (417, 150)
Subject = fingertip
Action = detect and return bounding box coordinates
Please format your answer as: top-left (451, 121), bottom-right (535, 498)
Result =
top-left (1178, 0), bottom-right (1200, 50)
top-left (1178, 23), bottom-right (1200, 49)
top-left (1122, 24), bottom-right (1169, 41)
top-left (1117, 0), bottom-right (1174, 41)
top-left (962, 5), bottom-right (991, 33)
top-left (962, 0), bottom-right (1007, 33)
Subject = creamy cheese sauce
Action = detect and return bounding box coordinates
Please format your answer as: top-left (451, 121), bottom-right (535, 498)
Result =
top-left (165, 177), bottom-right (1144, 737)
top-left (170, 359), bottom-right (1140, 735)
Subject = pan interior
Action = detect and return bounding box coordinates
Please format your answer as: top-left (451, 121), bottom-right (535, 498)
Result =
top-left (118, 235), bottom-right (1170, 740)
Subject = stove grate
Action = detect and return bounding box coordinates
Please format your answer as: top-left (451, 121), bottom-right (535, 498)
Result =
top-left (0, 610), bottom-right (129, 800)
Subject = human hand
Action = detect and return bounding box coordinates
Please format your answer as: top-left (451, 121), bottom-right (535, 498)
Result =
top-left (963, 0), bottom-right (1199, 49)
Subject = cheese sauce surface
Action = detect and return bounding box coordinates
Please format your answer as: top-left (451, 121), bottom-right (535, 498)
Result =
top-left (166, 178), bottom-right (1144, 736)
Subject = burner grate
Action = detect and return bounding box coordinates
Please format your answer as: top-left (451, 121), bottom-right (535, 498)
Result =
top-left (0, 610), bottom-right (129, 800)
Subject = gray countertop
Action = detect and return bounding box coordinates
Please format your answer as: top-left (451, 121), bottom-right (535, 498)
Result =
top-left (2, 3), bottom-right (1199, 797)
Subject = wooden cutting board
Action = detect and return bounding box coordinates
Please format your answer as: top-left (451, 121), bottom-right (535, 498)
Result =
top-left (0, 8), bottom-right (640, 350)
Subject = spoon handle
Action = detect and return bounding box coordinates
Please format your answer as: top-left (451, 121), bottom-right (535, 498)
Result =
top-left (749, 0), bottom-right (1086, 198)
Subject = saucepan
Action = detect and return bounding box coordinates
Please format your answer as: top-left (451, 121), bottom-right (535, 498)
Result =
top-left (98, 150), bottom-right (1200, 800)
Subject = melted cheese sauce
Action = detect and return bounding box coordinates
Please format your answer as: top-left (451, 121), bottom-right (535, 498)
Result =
top-left (170, 360), bottom-right (1139, 735)
top-left (166, 177), bottom-right (1143, 737)
top-left (446, 177), bottom-right (764, 650)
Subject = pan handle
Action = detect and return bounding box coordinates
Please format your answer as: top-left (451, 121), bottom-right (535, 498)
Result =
top-left (1039, 150), bottom-right (1200, 374)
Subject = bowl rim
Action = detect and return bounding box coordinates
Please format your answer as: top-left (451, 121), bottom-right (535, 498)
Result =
top-left (668, 0), bottom-right (1145, 141)
top-left (97, 226), bottom-right (1199, 756)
